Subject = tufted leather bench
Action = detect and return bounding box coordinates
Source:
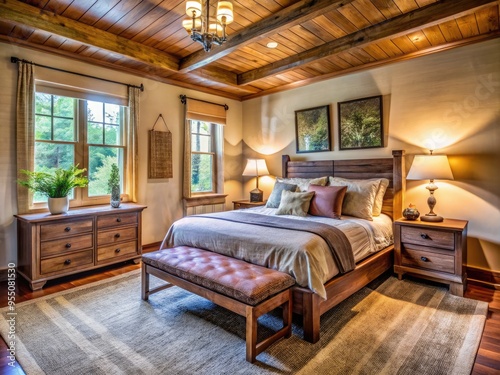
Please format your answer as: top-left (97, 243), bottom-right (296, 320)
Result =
top-left (141, 246), bottom-right (295, 363)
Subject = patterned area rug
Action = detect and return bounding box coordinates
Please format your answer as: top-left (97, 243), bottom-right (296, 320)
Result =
top-left (0, 271), bottom-right (487, 375)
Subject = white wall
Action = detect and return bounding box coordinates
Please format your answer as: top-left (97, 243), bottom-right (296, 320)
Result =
top-left (0, 42), bottom-right (244, 269)
top-left (242, 39), bottom-right (500, 272)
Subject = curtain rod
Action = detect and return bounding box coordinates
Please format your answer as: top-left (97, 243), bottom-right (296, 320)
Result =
top-left (11, 56), bottom-right (144, 92)
top-left (180, 95), bottom-right (228, 110)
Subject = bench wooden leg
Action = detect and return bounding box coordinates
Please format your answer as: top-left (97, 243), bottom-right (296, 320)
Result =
top-left (141, 263), bottom-right (149, 301)
top-left (246, 306), bottom-right (258, 363)
top-left (245, 289), bottom-right (292, 363)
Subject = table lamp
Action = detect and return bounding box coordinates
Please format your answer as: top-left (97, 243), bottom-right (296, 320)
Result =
top-left (406, 151), bottom-right (454, 222)
top-left (242, 158), bottom-right (269, 202)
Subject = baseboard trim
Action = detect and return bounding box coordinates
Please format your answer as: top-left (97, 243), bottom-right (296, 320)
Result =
top-left (467, 266), bottom-right (500, 290)
top-left (143, 241), bottom-right (162, 253)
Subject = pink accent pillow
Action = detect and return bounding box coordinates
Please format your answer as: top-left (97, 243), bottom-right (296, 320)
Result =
top-left (307, 185), bottom-right (347, 219)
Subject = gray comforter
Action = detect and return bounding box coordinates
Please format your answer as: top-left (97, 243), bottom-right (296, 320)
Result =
top-left (161, 211), bottom-right (355, 299)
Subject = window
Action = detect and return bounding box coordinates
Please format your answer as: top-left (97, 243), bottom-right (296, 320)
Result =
top-left (33, 92), bottom-right (126, 207)
top-left (182, 97), bottom-right (226, 204)
top-left (190, 120), bottom-right (216, 193)
top-left (185, 119), bottom-right (223, 196)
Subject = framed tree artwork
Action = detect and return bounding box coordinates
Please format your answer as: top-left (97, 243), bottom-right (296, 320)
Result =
top-left (338, 95), bottom-right (384, 150)
top-left (295, 105), bottom-right (331, 153)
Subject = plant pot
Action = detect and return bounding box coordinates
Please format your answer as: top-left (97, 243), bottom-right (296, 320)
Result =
top-left (48, 196), bottom-right (69, 215)
top-left (110, 186), bottom-right (121, 208)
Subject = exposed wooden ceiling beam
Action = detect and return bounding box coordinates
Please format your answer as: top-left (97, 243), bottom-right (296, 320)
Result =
top-left (178, 0), bottom-right (355, 73)
top-left (238, 0), bottom-right (498, 85)
top-left (0, 0), bottom-right (179, 72)
top-left (241, 31), bottom-right (500, 100)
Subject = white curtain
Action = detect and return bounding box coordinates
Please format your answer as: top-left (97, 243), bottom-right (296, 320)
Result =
top-left (16, 62), bottom-right (35, 214)
top-left (126, 86), bottom-right (140, 202)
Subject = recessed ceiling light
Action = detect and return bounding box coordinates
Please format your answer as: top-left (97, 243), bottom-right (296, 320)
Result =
top-left (266, 41), bottom-right (278, 48)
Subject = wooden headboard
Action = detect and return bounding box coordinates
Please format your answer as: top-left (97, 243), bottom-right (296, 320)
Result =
top-left (282, 150), bottom-right (405, 219)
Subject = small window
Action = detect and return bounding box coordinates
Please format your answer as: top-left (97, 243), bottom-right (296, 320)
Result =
top-left (189, 120), bottom-right (223, 194)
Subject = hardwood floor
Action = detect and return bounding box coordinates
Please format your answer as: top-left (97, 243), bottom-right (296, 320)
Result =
top-left (0, 263), bottom-right (499, 374)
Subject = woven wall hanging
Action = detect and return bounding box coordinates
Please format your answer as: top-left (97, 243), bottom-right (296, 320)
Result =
top-left (148, 114), bottom-right (173, 179)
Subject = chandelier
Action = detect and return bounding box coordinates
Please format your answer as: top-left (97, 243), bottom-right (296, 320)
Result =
top-left (182, 1), bottom-right (234, 52)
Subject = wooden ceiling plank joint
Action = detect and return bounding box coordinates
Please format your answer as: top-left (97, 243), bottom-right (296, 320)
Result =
top-left (237, 0), bottom-right (499, 85)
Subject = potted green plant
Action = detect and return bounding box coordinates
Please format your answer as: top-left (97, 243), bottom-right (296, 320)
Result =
top-left (108, 163), bottom-right (121, 208)
top-left (18, 165), bottom-right (88, 214)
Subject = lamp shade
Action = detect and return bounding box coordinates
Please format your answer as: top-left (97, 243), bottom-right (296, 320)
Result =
top-left (407, 154), bottom-right (454, 181)
top-left (186, 0), bottom-right (202, 18)
top-left (242, 159), bottom-right (269, 177)
top-left (217, 1), bottom-right (234, 24)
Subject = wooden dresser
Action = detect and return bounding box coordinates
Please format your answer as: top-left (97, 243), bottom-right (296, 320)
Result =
top-left (394, 218), bottom-right (468, 296)
top-left (15, 203), bottom-right (147, 290)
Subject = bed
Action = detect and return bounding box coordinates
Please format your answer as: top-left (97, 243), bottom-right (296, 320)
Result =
top-left (161, 150), bottom-right (405, 343)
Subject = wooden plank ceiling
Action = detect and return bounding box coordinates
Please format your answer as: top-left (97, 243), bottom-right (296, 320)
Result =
top-left (1, 0), bottom-right (499, 100)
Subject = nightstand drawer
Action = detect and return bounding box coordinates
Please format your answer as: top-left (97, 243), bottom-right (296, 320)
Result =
top-left (401, 226), bottom-right (455, 250)
top-left (402, 247), bottom-right (455, 274)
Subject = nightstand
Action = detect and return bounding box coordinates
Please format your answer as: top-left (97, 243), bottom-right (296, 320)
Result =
top-left (232, 200), bottom-right (267, 210)
top-left (394, 218), bottom-right (468, 296)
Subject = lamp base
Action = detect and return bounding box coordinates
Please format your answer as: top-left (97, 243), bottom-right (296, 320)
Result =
top-left (420, 214), bottom-right (444, 222)
top-left (249, 188), bottom-right (263, 202)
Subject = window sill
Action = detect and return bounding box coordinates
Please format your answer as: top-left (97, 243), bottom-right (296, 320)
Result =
top-left (183, 194), bottom-right (228, 208)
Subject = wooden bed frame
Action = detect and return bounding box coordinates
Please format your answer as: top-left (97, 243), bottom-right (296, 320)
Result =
top-left (282, 150), bottom-right (405, 343)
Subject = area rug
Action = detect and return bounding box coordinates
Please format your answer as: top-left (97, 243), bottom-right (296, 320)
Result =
top-left (0, 271), bottom-right (487, 375)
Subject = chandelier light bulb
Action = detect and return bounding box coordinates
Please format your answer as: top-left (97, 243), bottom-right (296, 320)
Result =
top-left (186, 0), bottom-right (202, 18)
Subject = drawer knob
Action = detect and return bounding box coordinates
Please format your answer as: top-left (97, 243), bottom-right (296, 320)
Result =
top-left (115, 248), bottom-right (121, 253)
top-left (64, 227), bottom-right (71, 232)
top-left (65, 243), bottom-right (72, 248)
top-left (114, 233), bottom-right (121, 238)
top-left (420, 233), bottom-right (429, 239)
top-left (421, 256), bottom-right (429, 262)
top-left (116, 218), bottom-right (122, 223)
top-left (64, 259), bottom-right (72, 265)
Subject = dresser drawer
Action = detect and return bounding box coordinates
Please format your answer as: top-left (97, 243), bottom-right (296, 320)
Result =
top-left (97, 213), bottom-right (138, 229)
top-left (97, 227), bottom-right (137, 246)
top-left (97, 241), bottom-right (138, 262)
top-left (40, 250), bottom-right (93, 275)
top-left (41, 219), bottom-right (93, 240)
top-left (400, 226), bottom-right (455, 250)
top-left (401, 247), bottom-right (455, 274)
top-left (41, 234), bottom-right (93, 258)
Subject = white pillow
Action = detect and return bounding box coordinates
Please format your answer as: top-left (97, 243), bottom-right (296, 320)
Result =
top-left (276, 176), bottom-right (328, 192)
top-left (328, 177), bottom-right (380, 220)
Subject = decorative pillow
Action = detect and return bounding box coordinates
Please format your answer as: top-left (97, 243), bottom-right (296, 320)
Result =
top-left (329, 177), bottom-right (389, 216)
top-left (275, 190), bottom-right (315, 217)
top-left (328, 177), bottom-right (380, 220)
top-left (372, 178), bottom-right (389, 216)
top-left (276, 176), bottom-right (328, 192)
top-left (266, 182), bottom-right (298, 208)
top-left (307, 185), bottom-right (347, 219)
